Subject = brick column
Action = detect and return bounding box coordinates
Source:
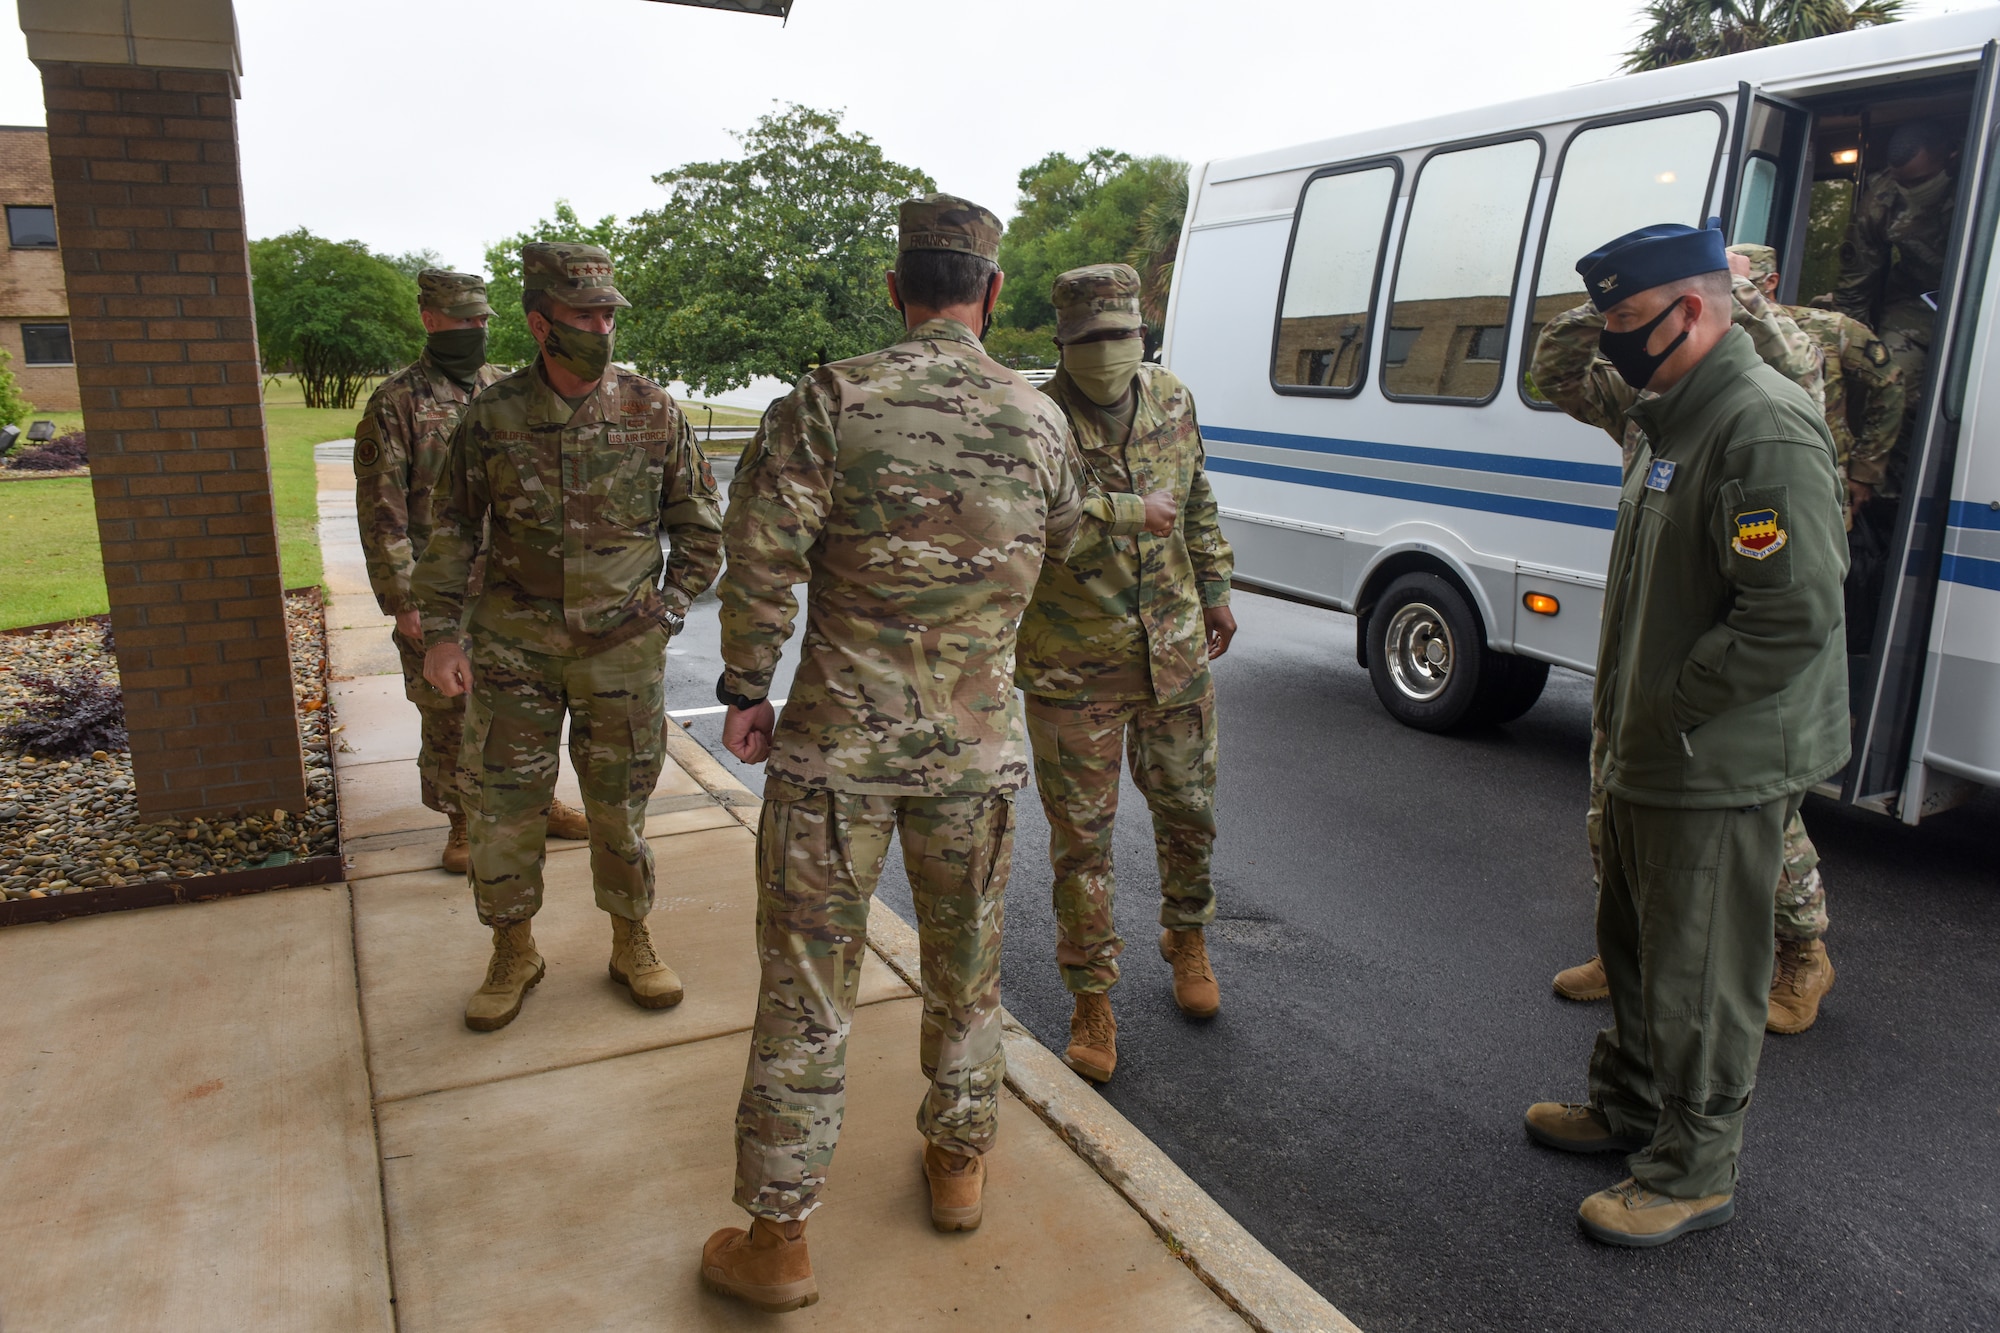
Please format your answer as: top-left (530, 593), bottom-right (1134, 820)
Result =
top-left (38, 59), bottom-right (306, 820)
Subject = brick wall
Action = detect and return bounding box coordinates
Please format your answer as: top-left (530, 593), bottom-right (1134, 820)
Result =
top-left (38, 60), bottom-right (305, 820)
top-left (0, 127), bottom-right (79, 413)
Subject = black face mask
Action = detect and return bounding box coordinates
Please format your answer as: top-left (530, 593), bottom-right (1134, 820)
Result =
top-left (1598, 297), bottom-right (1689, 390)
top-left (426, 327), bottom-right (488, 388)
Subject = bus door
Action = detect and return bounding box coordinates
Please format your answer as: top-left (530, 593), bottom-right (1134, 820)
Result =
top-left (1721, 84), bottom-right (1815, 266)
top-left (1848, 40), bottom-right (2000, 817)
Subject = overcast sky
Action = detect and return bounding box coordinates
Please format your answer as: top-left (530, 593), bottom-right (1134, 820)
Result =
top-left (0, 0), bottom-right (1982, 276)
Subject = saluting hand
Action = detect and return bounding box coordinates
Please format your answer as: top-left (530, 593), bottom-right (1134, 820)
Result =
top-left (424, 642), bottom-right (473, 698)
top-left (723, 700), bottom-right (776, 765)
top-left (1142, 489), bottom-right (1178, 536)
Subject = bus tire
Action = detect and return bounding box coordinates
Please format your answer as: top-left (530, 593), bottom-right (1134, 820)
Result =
top-left (1471, 652), bottom-right (1550, 725)
top-left (1366, 573), bottom-right (1484, 732)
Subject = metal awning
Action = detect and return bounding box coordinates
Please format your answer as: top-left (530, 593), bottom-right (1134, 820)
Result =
top-left (640, 0), bottom-right (792, 16)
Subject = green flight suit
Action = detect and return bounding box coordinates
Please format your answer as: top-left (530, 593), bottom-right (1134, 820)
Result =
top-left (1587, 327), bottom-right (1849, 1199)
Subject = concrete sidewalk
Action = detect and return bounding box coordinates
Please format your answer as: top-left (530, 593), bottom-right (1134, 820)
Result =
top-left (0, 456), bottom-right (1354, 1331)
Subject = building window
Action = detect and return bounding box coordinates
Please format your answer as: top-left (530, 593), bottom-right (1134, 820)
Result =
top-left (6, 205), bottom-right (56, 249)
top-left (1383, 327), bottom-right (1421, 367)
top-left (1464, 326), bottom-right (1508, 362)
top-left (20, 323), bottom-right (73, 365)
top-left (1272, 162), bottom-right (1399, 393)
top-left (1382, 136), bottom-right (1541, 402)
top-left (1523, 108), bottom-right (1724, 404)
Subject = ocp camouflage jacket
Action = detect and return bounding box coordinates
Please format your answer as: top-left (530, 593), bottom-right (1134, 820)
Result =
top-left (412, 362), bottom-right (724, 658)
top-left (1016, 363), bottom-right (1234, 704)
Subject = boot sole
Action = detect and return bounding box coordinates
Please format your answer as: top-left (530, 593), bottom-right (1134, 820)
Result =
top-left (931, 1205), bottom-right (983, 1233)
top-left (1159, 936), bottom-right (1221, 1018)
top-left (700, 1268), bottom-right (819, 1312)
top-left (1552, 980), bottom-right (1610, 1002)
top-left (464, 959), bottom-right (545, 1032)
top-left (1579, 1196), bottom-right (1735, 1248)
top-left (609, 963), bottom-right (684, 1009)
top-left (1525, 1120), bottom-right (1647, 1155)
top-left (1063, 1051), bottom-right (1115, 1084)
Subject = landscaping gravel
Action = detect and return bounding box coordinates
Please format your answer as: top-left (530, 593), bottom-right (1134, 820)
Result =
top-left (0, 593), bottom-right (337, 901)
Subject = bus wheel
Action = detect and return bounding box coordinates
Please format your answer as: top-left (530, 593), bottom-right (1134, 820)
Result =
top-left (1367, 573), bottom-right (1483, 732)
top-left (1472, 652), bottom-right (1550, 725)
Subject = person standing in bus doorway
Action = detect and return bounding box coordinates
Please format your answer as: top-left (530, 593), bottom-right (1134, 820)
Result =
top-left (1524, 223), bottom-right (1849, 1248)
top-left (1534, 255), bottom-right (1842, 1035)
top-left (1017, 264), bottom-right (1234, 1084)
top-left (353, 269), bottom-right (595, 873)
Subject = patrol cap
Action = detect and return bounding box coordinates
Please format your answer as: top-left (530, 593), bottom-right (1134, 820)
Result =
top-left (520, 242), bottom-right (631, 309)
top-left (1052, 263), bottom-right (1144, 344)
top-left (1577, 223), bottom-right (1728, 312)
top-left (416, 269), bottom-right (494, 319)
top-left (897, 193), bottom-right (1002, 263)
top-left (1726, 242), bottom-right (1779, 284)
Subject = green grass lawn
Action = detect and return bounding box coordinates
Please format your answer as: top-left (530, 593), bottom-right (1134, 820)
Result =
top-left (0, 376), bottom-right (362, 629)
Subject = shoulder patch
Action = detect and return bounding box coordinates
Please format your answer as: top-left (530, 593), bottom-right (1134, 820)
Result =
top-left (1732, 507), bottom-right (1788, 560)
top-left (355, 436), bottom-right (380, 468)
top-left (1864, 339), bottom-right (1891, 367)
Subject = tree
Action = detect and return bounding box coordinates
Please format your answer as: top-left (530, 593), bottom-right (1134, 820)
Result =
top-left (990, 150), bottom-right (1189, 360)
top-left (617, 105), bottom-right (933, 395)
top-left (1624, 0), bottom-right (1905, 72)
top-left (482, 202), bottom-right (621, 368)
top-left (383, 247), bottom-right (443, 279)
top-left (249, 229), bottom-right (423, 409)
top-left (0, 346), bottom-right (31, 433)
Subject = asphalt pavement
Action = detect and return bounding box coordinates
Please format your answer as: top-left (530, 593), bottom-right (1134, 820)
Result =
top-left (661, 583), bottom-right (2000, 1333)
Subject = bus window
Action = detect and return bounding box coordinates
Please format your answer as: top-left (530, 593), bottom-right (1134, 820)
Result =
top-left (1522, 109), bottom-right (1724, 404)
top-left (1382, 137), bottom-right (1541, 402)
top-left (1272, 163), bottom-right (1399, 394)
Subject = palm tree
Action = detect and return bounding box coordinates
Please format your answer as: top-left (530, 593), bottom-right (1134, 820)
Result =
top-left (1126, 174), bottom-right (1190, 332)
top-left (1624, 0), bottom-right (1907, 73)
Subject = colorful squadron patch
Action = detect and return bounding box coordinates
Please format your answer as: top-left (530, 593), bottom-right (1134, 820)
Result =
top-left (1732, 508), bottom-right (1788, 560)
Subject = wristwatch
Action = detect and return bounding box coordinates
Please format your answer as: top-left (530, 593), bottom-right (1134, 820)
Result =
top-left (662, 607), bottom-right (687, 636)
top-left (715, 675), bottom-right (764, 711)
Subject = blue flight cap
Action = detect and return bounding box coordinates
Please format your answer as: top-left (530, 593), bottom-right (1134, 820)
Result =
top-left (1576, 222), bottom-right (1728, 312)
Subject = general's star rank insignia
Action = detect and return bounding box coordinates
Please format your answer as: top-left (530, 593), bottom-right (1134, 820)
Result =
top-left (1645, 458), bottom-right (1676, 491)
top-left (1732, 507), bottom-right (1788, 559)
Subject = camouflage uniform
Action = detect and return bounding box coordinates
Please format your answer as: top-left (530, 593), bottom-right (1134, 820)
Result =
top-left (1531, 278), bottom-right (1828, 942)
top-left (721, 195), bottom-right (1130, 1223)
top-left (410, 244), bottom-right (723, 926)
top-left (353, 270), bottom-right (505, 812)
top-left (1832, 169), bottom-right (1954, 496)
top-left (1730, 243), bottom-right (1905, 508)
top-left (1019, 264), bottom-right (1235, 995)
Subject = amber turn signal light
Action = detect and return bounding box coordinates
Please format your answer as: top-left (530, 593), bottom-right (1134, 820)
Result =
top-left (1523, 592), bottom-right (1560, 616)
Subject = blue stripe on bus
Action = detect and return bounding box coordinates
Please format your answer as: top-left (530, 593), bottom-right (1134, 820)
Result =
top-left (1940, 552), bottom-right (2000, 591)
top-left (1947, 500), bottom-right (2000, 531)
top-left (1206, 455), bottom-right (1619, 530)
top-left (1203, 424), bottom-right (1625, 487)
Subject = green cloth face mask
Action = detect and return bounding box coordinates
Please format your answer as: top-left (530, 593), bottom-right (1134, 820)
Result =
top-left (540, 316), bottom-right (614, 383)
top-left (426, 327), bottom-right (488, 388)
top-left (1062, 337), bottom-right (1145, 407)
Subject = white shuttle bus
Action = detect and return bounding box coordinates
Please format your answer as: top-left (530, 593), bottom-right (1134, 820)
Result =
top-left (1165, 9), bottom-right (2000, 824)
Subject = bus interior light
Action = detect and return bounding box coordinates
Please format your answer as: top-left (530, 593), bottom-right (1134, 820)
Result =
top-left (1524, 592), bottom-right (1560, 616)
top-left (1832, 147), bottom-right (1860, 165)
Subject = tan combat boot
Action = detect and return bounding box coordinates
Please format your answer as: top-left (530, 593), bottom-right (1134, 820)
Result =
top-left (1767, 937), bottom-right (1835, 1034)
top-left (464, 920), bottom-right (544, 1032)
top-left (1524, 1101), bottom-right (1647, 1154)
top-left (609, 913), bottom-right (684, 1009)
top-left (441, 810), bottom-right (470, 875)
top-left (924, 1143), bottom-right (985, 1232)
top-left (1578, 1177), bottom-right (1734, 1248)
top-left (1553, 954), bottom-right (1609, 1001)
top-left (1160, 927), bottom-right (1221, 1017)
top-left (701, 1216), bottom-right (817, 1312)
top-left (1065, 992), bottom-right (1117, 1083)
top-left (547, 798), bottom-right (590, 841)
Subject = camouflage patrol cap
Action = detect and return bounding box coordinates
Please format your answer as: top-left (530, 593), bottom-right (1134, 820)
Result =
top-left (1727, 242), bottom-right (1779, 284)
top-left (416, 269), bottom-right (494, 319)
top-left (897, 193), bottom-right (1002, 263)
top-left (520, 242), bottom-right (631, 309)
top-left (1052, 263), bottom-right (1144, 344)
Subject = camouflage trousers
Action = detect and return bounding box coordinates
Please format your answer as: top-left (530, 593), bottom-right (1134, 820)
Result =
top-left (734, 777), bottom-right (1013, 1223)
top-left (1587, 727), bottom-right (1826, 940)
top-left (461, 626), bottom-right (667, 926)
top-left (1879, 300), bottom-right (1932, 497)
top-left (395, 627), bottom-right (468, 813)
top-left (1025, 682), bottom-right (1218, 995)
